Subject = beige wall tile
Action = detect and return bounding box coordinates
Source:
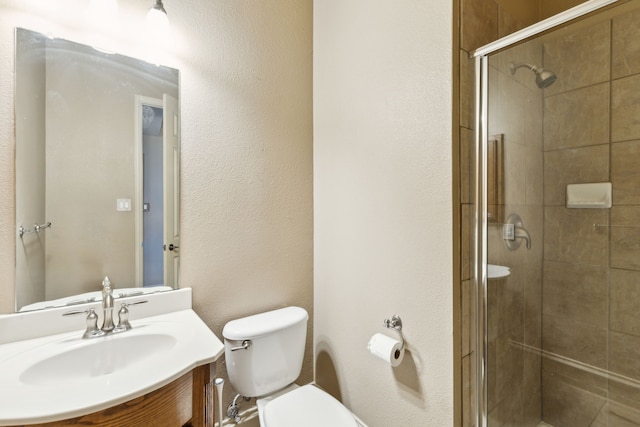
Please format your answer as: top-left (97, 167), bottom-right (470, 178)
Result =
top-left (488, 275), bottom-right (500, 345)
top-left (504, 139), bottom-right (527, 206)
top-left (609, 380), bottom-right (640, 414)
top-left (610, 331), bottom-right (640, 381)
top-left (462, 279), bottom-right (472, 357)
top-left (462, 204), bottom-right (472, 281)
top-left (611, 206), bottom-right (640, 270)
top-left (498, 8), bottom-right (523, 39)
top-left (523, 350), bottom-right (542, 397)
top-left (612, 140), bottom-right (640, 205)
top-left (540, 0), bottom-right (586, 20)
top-left (460, 127), bottom-right (474, 205)
top-left (488, 331), bottom-right (499, 410)
top-left (610, 268), bottom-right (640, 337)
top-left (542, 372), bottom-right (608, 427)
top-left (496, 0), bottom-right (539, 28)
top-left (543, 261), bottom-right (608, 327)
top-left (462, 354), bottom-right (473, 427)
top-left (524, 256), bottom-right (543, 347)
top-left (543, 83), bottom-right (610, 151)
top-left (543, 144), bottom-right (609, 206)
top-left (612, 74), bottom-right (640, 142)
top-left (589, 401), bottom-right (640, 427)
top-left (542, 356), bottom-right (608, 396)
top-left (522, 386), bottom-right (542, 427)
top-left (494, 71), bottom-right (529, 147)
top-left (493, 391), bottom-right (525, 427)
top-left (542, 21), bottom-right (610, 96)
top-left (490, 341), bottom-right (525, 425)
top-left (542, 314), bottom-right (608, 369)
top-left (494, 336), bottom-right (524, 418)
top-left (612, 8), bottom-right (640, 79)
top-left (544, 207), bottom-right (609, 266)
top-left (600, 402), bottom-right (640, 426)
top-left (461, 0), bottom-right (498, 52)
top-left (497, 267), bottom-right (524, 340)
top-left (525, 96), bottom-right (545, 154)
top-left (460, 49), bottom-right (473, 131)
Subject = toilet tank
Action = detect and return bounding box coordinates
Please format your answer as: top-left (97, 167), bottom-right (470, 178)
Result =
top-left (223, 306), bottom-right (308, 397)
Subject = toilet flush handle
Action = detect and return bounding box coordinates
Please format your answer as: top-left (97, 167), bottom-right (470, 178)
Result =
top-left (230, 339), bottom-right (252, 351)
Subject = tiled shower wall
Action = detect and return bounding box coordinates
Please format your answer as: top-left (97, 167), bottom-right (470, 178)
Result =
top-left (540, 8), bottom-right (640, 426)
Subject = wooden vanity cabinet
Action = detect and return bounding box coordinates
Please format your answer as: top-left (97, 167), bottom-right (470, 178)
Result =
top-left (14, 365), bottom-right (213, 427)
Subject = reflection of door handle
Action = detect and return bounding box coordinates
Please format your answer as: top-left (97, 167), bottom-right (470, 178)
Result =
top-left (163, 244), bottom-right (179, 251)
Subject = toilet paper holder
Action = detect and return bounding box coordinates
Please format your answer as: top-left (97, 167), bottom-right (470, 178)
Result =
top-left (383, 315), bottom-right (405, 350)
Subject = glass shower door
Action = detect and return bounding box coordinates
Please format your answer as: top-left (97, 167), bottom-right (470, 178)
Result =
top-left (476, 1), bottom-right (640, 426)
top-left (479, 35), bottom-right (546, 426)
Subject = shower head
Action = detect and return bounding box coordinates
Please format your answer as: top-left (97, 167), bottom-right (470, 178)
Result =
top-left (509, 62), bottom-right (557, 89)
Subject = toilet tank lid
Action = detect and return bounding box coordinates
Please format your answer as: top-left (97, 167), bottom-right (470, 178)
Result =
top-left (223, 306), bottom-right (308, 340)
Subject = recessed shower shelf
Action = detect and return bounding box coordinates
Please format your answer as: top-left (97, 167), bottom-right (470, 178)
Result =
top-left (566, 183), bottom-right (611, 209)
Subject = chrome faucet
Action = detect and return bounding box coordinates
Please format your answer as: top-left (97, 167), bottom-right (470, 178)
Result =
top-left (63, 276), bottom-right (148, 339)
top-left (101, 276), bottom-right (115, 332)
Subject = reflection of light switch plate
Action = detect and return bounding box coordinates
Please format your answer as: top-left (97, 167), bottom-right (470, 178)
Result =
top-left (117, 198), bottom-right (131, 212)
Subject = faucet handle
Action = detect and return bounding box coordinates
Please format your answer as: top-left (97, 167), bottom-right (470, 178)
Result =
top-left (113, 300), bottom-right (148, 332)
top-left (63, 308), bottom-right (105, 339)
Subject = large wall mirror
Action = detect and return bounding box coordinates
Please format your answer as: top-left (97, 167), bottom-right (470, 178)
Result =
top-left (15, 28), bottom-right (181, 312)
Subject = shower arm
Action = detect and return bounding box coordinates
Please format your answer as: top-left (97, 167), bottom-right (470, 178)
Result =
top-left (509, 62), bottom-right (540, 75)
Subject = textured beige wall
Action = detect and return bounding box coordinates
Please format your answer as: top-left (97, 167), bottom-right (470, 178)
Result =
top-left (314, 1), bottom-right (453, 426)
top-left (0, 0), bottom-right (313, 412)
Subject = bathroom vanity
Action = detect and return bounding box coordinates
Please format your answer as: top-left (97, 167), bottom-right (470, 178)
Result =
top-left (0, 289), bottom-right (224, 427)
top-left (14, 364), bottom-right (211, 427)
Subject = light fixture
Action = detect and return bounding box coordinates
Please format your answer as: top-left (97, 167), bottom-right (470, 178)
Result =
top-left (146, 0), bottom-right (169, 33)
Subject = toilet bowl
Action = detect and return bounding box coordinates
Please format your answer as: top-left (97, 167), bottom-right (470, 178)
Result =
top-left (222, 307), bottom-right (361, 427)
top-left (258, 383), bottom-right (359, 427)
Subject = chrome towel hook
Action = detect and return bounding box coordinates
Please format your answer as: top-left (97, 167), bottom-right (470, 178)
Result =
top-left (18, 221), bottom-right (52, 238)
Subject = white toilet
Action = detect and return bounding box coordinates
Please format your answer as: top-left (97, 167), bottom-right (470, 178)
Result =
top-left (223, 306), bottom-right (360, 427)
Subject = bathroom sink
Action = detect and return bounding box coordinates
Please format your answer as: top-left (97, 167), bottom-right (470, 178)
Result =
top-left (0, 291), bottom-right (224, 426)
top-left (19, 333), bottom-right (177, 386)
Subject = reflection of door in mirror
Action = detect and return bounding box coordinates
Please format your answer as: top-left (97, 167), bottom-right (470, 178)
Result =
top-left (138, 99), bottom-right (164, 287)
top-left (162, 94), bottom-right (180, 289)
top-left (135, 96), bottom-right (180, 288)
top-left (15, 28), bottom-right (180, 312)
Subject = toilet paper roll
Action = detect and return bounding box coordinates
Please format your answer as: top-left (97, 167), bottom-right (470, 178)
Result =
top-left (367, 333), bottom-right (404, 367)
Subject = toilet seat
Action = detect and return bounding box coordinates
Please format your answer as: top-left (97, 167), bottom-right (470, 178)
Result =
top-left (263, 384), bottom-right (359, 427)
